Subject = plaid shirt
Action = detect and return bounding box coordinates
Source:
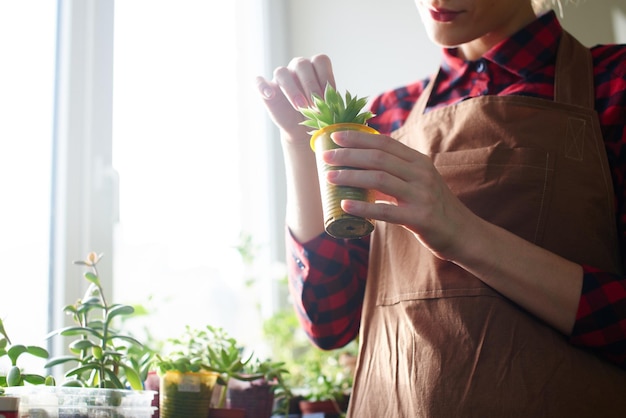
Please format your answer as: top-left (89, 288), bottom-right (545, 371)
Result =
top-left (287, 11), bottom-right (626, 368)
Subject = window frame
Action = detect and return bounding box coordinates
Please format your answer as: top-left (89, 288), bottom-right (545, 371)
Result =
top-left (49, 0), bottom-right (118, 357)
top-left (48, 0), bottom-right (289, 357)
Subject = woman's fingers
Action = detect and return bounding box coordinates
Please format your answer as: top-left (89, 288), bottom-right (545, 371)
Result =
top-left (257, 54), bottom-right (337, 141)
top-left (255, 77), bottom-right (304, 127)
top-left (272, 54), bottom-right (334, 110)
top-left (311, 54), bottom-right (336, 94)
top-left (324, 131), bottom-right (429, 186)
top-left (330, 129), bottom-right (420, 164)
top-left (321, 130), bottom-right (450, 231)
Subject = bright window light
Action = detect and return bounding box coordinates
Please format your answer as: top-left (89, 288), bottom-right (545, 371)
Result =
top-left (0, 1), bottom-right (57, 355)
top-left (111, 0), bottom-right (269, 350)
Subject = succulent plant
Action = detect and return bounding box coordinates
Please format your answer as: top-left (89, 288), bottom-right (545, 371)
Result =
top-left (0, 318), bottom-right (53, 393)
top-left (45, 252), bottom-right (145, 390)
top-left (299, 83), bottom-right (374, 131)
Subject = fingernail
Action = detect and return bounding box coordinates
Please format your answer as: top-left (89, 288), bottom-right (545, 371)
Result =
top-left (323, 149), bottom-right (337, 162)
top-left (262, 86), bottom-right (274, 99)
top-left (294, 95), bottom-right (307, 109)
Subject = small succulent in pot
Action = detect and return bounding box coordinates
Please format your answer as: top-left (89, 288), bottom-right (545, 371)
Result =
top-left (298, 82), bottom-right (379, 239)
top-left (299, 82), bottom-right (374, 134)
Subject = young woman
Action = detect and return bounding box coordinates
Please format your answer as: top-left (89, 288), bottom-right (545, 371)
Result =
top-left (256, 1), bottom-right (626, 416)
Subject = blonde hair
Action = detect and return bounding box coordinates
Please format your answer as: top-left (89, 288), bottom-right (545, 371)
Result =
top-left (532, 0), bottom-right (582, 16)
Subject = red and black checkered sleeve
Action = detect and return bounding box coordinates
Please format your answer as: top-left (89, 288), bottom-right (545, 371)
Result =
top-left (570, 267), bottom-right (626, 368)
top-left (569, 44), bottom-right (626, 370)
top-left (286, 229), bottom-right (369, 350)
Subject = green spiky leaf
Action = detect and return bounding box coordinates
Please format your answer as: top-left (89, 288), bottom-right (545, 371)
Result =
top-left (299, 83), bottom-right (374, 132)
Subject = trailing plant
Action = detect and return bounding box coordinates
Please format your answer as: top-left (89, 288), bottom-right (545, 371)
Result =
top-left (45, 252), bottom-right (146, 390)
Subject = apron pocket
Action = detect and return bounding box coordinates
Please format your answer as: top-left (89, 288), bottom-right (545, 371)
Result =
top-left (432, 146), bottom-right (555, 244)
top-left (372, 146), bottom-right (556, 306)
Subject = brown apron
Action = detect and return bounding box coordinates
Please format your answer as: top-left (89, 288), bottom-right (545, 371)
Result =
top-left (348, 31), bottom-right (626, 418)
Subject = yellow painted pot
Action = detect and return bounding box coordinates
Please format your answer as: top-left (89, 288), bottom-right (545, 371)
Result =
top-left (159, 370), bottom-right (219, 418)
top-left (311, 123), bottom-right (378, 239)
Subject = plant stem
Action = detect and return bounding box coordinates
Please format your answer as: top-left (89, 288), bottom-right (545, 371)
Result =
top-left (92, 264), bottom-right (109, 387)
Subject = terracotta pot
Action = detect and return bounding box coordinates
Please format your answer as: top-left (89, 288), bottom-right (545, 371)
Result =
top-left (299, 398), bottom-right (348, 417)
top-left (209, 407), bottom-right (247, 418)
top-left (228, 379), bottom-right (275, 418)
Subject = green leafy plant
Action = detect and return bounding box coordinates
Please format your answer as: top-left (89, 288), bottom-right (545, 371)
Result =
top-left (0, 318), bottom-right (53, 394)
top-left (242, 357), bottom-right (292, 416)
top-left (117, 296), bottom-right (165, 384)
top-left (262, 304), bottom-right (357, 413)
top-left (153, 325), bottom-right (252, 387)
top-left (155, 326), bottom-right (256, 407)
top-left (300, 360), bottom-right (351, 403)
top-left (45, 252), bottom-right (146, 390)
top-left (153, 324), bottom-right (291, 412)
top-left (299, 83), bottom-right (374, 131)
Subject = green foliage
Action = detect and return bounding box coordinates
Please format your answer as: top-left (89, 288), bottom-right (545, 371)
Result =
top-left (45, 253), bottom-right (146, 390)
top-left (262, 306), bottom-right (357, 404)
top-left (244, 357), bottom-right (293, 416)
top-left (300, 359), bottom-right (351, 403)
top-left (299, 83), bottom-right (374, 131)
top-left (154, 324), bottom-right (291, 410)
top-left (0, 318), bottom-right (54, 394)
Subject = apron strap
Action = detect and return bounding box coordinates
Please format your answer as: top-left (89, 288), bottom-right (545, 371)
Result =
top-left (554, 31), bottom-right (595, 109)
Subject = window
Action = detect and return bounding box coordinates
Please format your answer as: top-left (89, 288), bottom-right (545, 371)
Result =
top-left (2, 0), bottom-right (285, 371)
top-left (0, 1), bottom-right (57, 360)
top-left (111, 0), bottom-right (266, 348)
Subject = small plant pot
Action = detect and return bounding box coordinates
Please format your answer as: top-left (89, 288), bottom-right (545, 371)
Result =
top-left (144, 370), bottom-right (161, 417)
top-left (209, 407), bottom-right (247, 418)
top-left (228, 379), bottom-right (275, 418)
top-left (159, 370), bottom-right (219, 418)
top-left (299, 399), bottom-right (346, 418)
top-left (0, 396), bottom-right (20, 418)
top-left (311, 123), bottom-right (379, 239)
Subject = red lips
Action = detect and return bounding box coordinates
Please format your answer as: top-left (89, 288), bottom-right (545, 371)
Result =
top-left (429, 7), bottom-right (462, 22)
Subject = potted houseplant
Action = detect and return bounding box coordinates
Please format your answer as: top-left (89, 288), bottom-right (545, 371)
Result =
top-left (0, 318), bottom-right (52, 418)
top-left (297, 360), bottom-right (352, 418)
top-left (299, 83), bottom-right (377, 239)
top-left (0, 318), bottom-right (52, 390)
top-left (44, 252), bottom-right (146, 390)
top-left (225, 357), bottom-right (291, 418)
top-left (153, 354), bottom-right (220, 418)
top-left (153, 324), bottom-right (291, 418)
top-left (153, 325), bottom-right (248, 418)
top-left (262, 299), bottom-right (358, 418)
top-left (5, 252), bottom-right (157, 418)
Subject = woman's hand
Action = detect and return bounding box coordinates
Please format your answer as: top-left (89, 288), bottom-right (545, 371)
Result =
top-left (256, 55), bottom-right (336, 241)
top-left (324, 129), bottom-right (474, 260)
top-left (325, 128), bottom-right (584, 334)
top-left (256, 54), bottom-right (336, 144)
